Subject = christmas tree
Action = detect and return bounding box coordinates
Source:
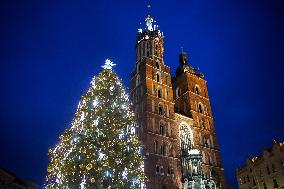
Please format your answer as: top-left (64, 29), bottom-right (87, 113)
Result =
top-left (45, 60), bottom-right (146, 189)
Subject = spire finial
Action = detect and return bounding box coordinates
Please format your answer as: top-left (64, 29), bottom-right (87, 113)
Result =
top-left (147, 0), bottom-right (151, 16)
top-left (181, 46), bottom-right (184, 53)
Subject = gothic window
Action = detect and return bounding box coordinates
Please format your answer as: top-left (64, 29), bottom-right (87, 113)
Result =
top-left (198, 103), bottom-right (204, 113)
top-left (156, 165), bottom-right (160, 174)
top-left (154, 140), bottom-right (158, 154)
top-left (136, 74), bottom-right (140, 86)
top-left (159, 122), bottom-right (164, 135)
top-left (158, 104), bottom-right (164, 115)
top-left (156, 61), bottom-right (161, 70)
top-left (156, 72), bottom-right (162, 83)
top-left (195, 85), bottom-right (201, 95)
top-left (156, 165), bottom-right (163, 175)
top-left (176, 88), bottom-right (182, 98)
top-left (179, 124), bottom-right (193, 156)
top-left (167, 166), bottom-right (174, 176)
top-left (152, 100), bottom-right (155, 112)
top-left (160, 144), bottom-right (166, 155)
top-left (157, 88), bottom-right (162, 98)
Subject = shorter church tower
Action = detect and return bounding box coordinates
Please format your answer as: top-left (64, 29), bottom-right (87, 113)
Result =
top-left (173, 52), bottom-right (226, 188)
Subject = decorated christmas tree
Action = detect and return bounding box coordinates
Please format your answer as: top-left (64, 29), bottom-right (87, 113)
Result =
top-left (45, 60), bottom-right (146, 189)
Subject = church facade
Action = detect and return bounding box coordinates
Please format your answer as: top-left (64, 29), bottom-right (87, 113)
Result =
top-left (130, 12), bottom-right (226, 189)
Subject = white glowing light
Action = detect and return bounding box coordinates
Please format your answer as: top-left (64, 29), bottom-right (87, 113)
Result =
top-left (102, 59), bottom-right (116, 70)
top-left (80, 175), bottom-right (86, 189)
top-left (93, 99), bottom-right (99, 108)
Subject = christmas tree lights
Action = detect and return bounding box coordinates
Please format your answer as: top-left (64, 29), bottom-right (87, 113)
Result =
top-left (45, 60), bottom-right (146, 188)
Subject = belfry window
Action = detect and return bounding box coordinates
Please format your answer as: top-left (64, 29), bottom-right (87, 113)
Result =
top-left (157, 88), bottom-right (162, 98)
top-left (160, 144), bottom-right (165, 155)
top-left (156, 72), bottom-right (161, 83)
top-left (198, 103), bottom-right (203, 113)
top-left (167, 167), bottom-right (174, 176)
top-left (158, 104), bottom-right (164, 115)
top-left (195, 85), bottom-right (201, 95)
top-left (159, 122), bottom-right (164, 135)
top-left (154, 140), bottom-right (158, 154)
top-left (156, 165), bottom-right (163, 175)
top-left (156, 61), bottom-right (161, 70)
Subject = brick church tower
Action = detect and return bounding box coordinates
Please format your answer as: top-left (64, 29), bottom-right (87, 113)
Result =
top-left (130, 8), bottom-right (226, 189)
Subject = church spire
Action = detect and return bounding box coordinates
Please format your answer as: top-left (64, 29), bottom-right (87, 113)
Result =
top-left (147, 0), bottom-right (151, 16)
top-left (145, 0), bottom-right (154, 31)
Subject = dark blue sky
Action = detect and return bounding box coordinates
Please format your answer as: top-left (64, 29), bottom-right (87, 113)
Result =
top-left (1, 0), bottom-right (283, 188)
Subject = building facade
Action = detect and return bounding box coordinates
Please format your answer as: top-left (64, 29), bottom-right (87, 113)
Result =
top-left (236, 140), bottom-right (284, 189)
top-left (0, 166), bottom-right (38, 189)
top-left (130, 11), bottom-right (226, 189)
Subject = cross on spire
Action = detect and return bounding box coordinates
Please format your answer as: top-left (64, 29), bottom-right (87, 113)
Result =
top-left (147, 0), bottom-right (151, 16)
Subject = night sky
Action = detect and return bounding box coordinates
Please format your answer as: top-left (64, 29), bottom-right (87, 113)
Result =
top-left (1, 0), bottom-right (284, 188)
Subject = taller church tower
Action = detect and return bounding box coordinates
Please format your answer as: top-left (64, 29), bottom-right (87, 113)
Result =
top-left (130, 6), bottom-right (226, 189)
top-left (130, 11), bottom-right (180, 189)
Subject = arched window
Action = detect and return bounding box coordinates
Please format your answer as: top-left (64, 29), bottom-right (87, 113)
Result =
top-left (157, 88), bottom-right (162, 98)
top-left (179, 123), bottom-right (193, 157)
top-left (159, 122), bottom-right (164, 135)
top-left (158, 104), bottom-right (164, 115)
top-left (156, 61), bottom-right (161, 70)
top-left (156, 72), bottom-right (161, 83)
top-left (160, 144), bottom-right (166, 155)
top-left (154, 140), bottom-right (158, 153)
top-left (195, 85), bottom-right (201, 95)
top-left (136, 74), bottom-right (140, 86)
top-left (198, 103), bottom-right (203, 113)
top-left (176, 88), bottom-right (182, 98)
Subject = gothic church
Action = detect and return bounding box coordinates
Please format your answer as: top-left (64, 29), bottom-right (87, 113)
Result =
top-left (130, 10), bottom-right (226, 189)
